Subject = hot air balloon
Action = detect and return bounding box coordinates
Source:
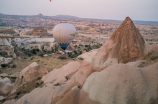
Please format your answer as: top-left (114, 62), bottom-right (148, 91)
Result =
top-left (53, 23), bottom-right (76, 50)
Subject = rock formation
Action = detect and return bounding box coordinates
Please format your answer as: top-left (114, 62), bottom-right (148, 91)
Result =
top-left (93, 17), bottom-right (145, 67)
top-left (25, 27), bottom-right (51, 37)
top-left (12, 62), bottom-right (48, 92)
top-left (0, 29), bottom-right (15, 34)
top-left (42, 61), bottom-right (81, 84)
top-left (4, 17), bottom-right (158, 104)
top-left (0, 77), bottom-right (13, 95)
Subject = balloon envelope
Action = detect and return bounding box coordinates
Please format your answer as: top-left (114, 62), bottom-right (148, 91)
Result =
top-left (53, 23), bottom-right (76, 50)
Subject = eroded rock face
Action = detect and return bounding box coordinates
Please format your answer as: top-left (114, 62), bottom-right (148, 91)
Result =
top-left (0, 77), bottom-right (13, 95)
top-left (20, 62), bottom-right (48, 82)
top-left (42, 61), bottom-right (81, 84)
top-left (0, 29), bottom-right (16, 34)
top-left (25, 27), bottom-right (51, 37)
top-left (82, 62), bottom-right (158, 104)
top-left (12, 62), bottom-right (48, 92)
top-left (93, 17), bottom-right (145, 67)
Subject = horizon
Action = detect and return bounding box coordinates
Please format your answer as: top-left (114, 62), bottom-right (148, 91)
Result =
top-left (1, 13), bottom-right (158, 23)
top-left (0, 0), bottom-right (158, 22)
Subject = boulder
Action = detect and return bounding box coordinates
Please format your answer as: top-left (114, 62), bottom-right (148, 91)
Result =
top-left (0, 77), bottom-right (13, 95)
top-left (20, 62), bottom-right (48, 83)
top-left (81, 62), bottom-right (158, 104)
top-left (0, 57), bottom-right (13, 65)
top-left (12, 62), bottom-right (48, 92)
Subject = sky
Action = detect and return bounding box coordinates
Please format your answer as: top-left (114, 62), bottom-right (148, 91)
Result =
top-left (0, 0), bottom-right (158, 21)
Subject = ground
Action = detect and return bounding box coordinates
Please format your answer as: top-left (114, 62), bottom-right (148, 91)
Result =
top-left (0, 53), bottom-right (75, 74)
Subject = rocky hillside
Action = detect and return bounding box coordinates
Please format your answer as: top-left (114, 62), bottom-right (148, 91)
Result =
top-left (0, 29), bottom-right (15, 34)
top-left (1, 17), bottom-right (158, 104)
top-left (25, 27), bottom-right (52, 37)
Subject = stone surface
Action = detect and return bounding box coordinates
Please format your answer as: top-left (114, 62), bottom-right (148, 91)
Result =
top-left (42, 61), bottom-right (81, 84)
top-left (93, 17), bottom-right (145, 68)
top-left (0, 77), bottom-right (13, 95)
top-left (20, 62), bottom-right (48, 83)
top-left (12, 62), bottom-right (48, 92)
top-left (0, 95), bottom-right (5, 100)
top-left (0, 57), bottom-right (13, 64)
top-left (82, 62), bottom-right (158, 104)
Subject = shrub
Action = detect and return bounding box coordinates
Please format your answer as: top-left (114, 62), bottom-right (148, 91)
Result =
top-left (16, 91), bottom-right (21, 96)
top-left (39, 54), bottom-right (44, 57)
top-left (1, 64), bottom-right (7, 68)
top-left (73, 50), bottom-right (77, 54)
top-left (28, 53), bottom-right (32, 57)
top-left (11, 64), bottom-right (16, 68)
top-left (30, 57), bottom-right (34, 60)
top-left (31, 49), bottom-right (36, 54)
top-left (150, 56), bottom-right (158, 60)
top-left (54, 83), bottom-right (60, 86)
top-left (36, 49), bottom-right (39, 52)
top-left (85, 45), bottom-right (89, 47)
top-left (58, 56), bottom-right (67, 60)
top-left (51, 48), bottom-right (55, 53)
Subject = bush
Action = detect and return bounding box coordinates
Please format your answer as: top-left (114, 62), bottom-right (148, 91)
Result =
top-left (30, 57), bottom-right (34, 60)
top-left (85, 45), bottom-right (89, 47)
top-left (28, 53), bottom-right (32, 57)
top-left (58, 56), bottom-right (67, 60)
top-left (74, 50), bottom-right (77, 54)
top-left (54, 83), bottom-right (60, 86)
top-left (31, 49), bottom-right (36, 54)
top-left (11, 64), bottom-right (16, 68)
top-left (150, 56), bottom-right (158, 60)
top-left (51, 48), bottom-right (55, 53)
top-left (36, 49), bottom-right (39, 52)
top-left (1, 64), bottom-right (7, 68)
top-left (39, 54), bottom-right (44, 57)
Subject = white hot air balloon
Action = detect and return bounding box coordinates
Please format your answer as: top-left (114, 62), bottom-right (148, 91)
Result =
top-left (53, 23), bottom-right (76, 50)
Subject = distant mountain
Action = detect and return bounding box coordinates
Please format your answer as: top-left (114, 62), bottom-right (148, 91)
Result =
top-left (37, 13), bottom-right (43, 16)
top-left (55, 15), bottom-right (78, 18)
top-left (133, 20), bottom-right (158, 25)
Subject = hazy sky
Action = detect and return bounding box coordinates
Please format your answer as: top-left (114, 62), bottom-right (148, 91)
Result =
top-left (0, 0), bottom-right (158, 21)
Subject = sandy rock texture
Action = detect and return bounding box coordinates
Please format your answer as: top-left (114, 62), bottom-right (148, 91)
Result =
top-left (42, 61), bottom-right (81, 84)
top-left (93, 17), bottom-right (145, 68)
top-left (0, 77), bottom-right (13, 95)
top-left (12, 62), bottom-right (48, 92)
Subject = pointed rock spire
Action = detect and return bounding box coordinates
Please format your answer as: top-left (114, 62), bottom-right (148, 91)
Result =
top-left (93, 17), bottom-right (145, 65)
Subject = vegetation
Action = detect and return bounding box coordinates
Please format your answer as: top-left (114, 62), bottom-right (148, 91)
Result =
top-left (11, 64), bottom-right (16, 68)
top-left (58, 55), bottom-right (67, 60)
top-left (54, 83), bottom-right (60, 86)
top-left (1, 64), bottom-right (7, 68)
top-left (39, 53), bottom-right (44, 57)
